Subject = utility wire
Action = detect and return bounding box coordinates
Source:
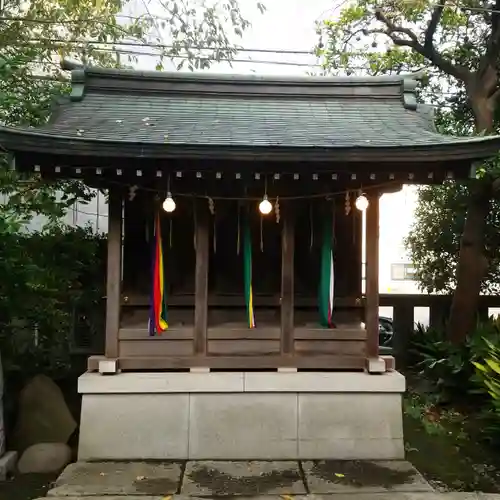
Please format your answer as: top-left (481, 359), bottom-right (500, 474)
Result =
top-left (12, 45), bottom-right (322, 68)
top-left (0, 0), bottom-right (495, 59)
top-left (0, 0), bottom-right (500, 29)
top-left (5, 36), bottom-right (317, 56)
top-left (0, 0), bottom-right (497, 59)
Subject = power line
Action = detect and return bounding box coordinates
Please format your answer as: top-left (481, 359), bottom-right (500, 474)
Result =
top-left (7, 36), bottom-right (316, 56)
top-left (0, 0), bottom-right (499, 30)
top-left (10, 44), bottom-right (322, 68)
top-left (0, 1), bottom-right (495, 61)
top-left (0, 18), bottom-right (316, 56)
top-left (108, 48), bottom-right (322, 67)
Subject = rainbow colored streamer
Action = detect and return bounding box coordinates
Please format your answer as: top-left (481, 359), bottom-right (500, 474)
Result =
top-left (149, 212), bottom-right (168, 335)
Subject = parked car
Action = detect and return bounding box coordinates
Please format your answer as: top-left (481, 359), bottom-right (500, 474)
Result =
top-left (379, 316), bottom-right (394, 347)
top-left (361, 316), bottom-right (394, 354)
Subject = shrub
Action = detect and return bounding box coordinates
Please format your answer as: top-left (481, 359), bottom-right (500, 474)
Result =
top-left (473, 338), bottom-right (500, 444)
top-left (409, 320), bottom-right (500, 404)
top-left (0, 223), bottom-right (106, 381)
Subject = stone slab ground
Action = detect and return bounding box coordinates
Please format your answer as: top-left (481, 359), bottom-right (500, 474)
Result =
top-left (33, 494), bottom-right (500, 499)
top-left (32, 460), bottom-right (500, 500)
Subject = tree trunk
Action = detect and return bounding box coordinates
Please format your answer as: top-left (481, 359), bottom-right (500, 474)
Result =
top-left (446, 92), bottom-right (493, 343)
top-left (446, 189), bottom-right (490, 343)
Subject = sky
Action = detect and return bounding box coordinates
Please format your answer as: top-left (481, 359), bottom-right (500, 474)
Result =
top-left (119, 0), bottom-right (331, 74)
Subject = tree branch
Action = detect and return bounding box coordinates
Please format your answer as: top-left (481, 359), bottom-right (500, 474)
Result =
top-left (424, 3), bottom-right (444, 51)
top-left (374, 7), bottom-right (470, 82)
top-left (374, 8), bottom-right (418, 43)
top-left (478, 0), bottom-right (500, 81)
top-left (491, 87), bottom-right (500, 102)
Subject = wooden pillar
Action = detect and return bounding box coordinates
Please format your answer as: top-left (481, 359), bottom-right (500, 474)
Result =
top-left (429, 302), bottom-right (447, 330)
top-left (281, 205), bottom-right (295, 355)
top-left (194, 200), bottom-right (209, 356)
top-left (477, 304), bottom-right (489, 323)
top-left (105, 188), bottom-right (123, 360)
top-left (365, 191), bottom-right (382, 371)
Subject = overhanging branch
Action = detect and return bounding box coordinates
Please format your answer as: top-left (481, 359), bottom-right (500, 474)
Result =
top-left (478, 0), bottom-right (500, 83)
top-left (424, 3), bottom-right (444, 51)
top-left (374, 6), bottom-right (470, 82)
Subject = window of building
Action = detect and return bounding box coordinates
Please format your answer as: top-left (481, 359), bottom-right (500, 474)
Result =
top-left (391, 263), bottom-right (416, 281)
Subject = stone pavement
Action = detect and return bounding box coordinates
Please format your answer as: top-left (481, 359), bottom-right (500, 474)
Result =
top-left (36, 460), bottom-right (500, 500)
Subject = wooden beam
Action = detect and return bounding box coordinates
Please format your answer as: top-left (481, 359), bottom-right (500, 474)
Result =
top-left (121, 293), bottom-right (364, 308)
top-left (105, 188), bottom-right (123, 359)
top-left (365, 190), bottom-right (380, 359)
top-left (280, 205), bottom-right (295, 354)
top-left (118, 326), bottom-right (367, 341)
top-left (194, 200), bottom-right (209, 355)
top-left (88, 354), bottom-right (366, 371)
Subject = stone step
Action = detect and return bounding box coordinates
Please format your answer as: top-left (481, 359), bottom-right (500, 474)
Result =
top-left (46, 460), bottom-right (434, 498)
top-left (36, 497), bottom-right (165, 500)
top-left (32, 494), bottom-right (500, 500)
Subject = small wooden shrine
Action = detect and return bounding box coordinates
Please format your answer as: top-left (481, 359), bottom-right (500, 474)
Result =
top-left (1, 63), bottom-right (499, 374)
top-left (4, 62), bottom-right (500, 462)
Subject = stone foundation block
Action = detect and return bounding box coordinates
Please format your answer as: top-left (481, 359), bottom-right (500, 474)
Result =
top-left (78, 394), bottom-right (189, 460)
top-left (78, 371), bottom-right (405, 460)
top-left (188, 394), bottom-right (298, 459)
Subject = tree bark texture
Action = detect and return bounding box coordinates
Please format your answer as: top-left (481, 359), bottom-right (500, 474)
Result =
top-left (447, 189), bottom-right (490, 343)
top-left (447, 90), bottom-right (494, 343)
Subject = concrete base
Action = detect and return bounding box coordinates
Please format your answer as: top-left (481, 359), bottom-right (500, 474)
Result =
top-left (0, 451), bottom-right (18, 481)
top-left (78, 371), bottom-right (406, 461)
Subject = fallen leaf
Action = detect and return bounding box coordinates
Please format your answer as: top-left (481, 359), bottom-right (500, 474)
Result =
top-left (335, 473), bottom-right (345, 478)
top-left (162, 496), bottom-right (172, 500)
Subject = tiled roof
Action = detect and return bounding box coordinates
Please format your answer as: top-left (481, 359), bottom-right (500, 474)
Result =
top-left (42, 92), bottom-right (450, 148)
top-left (1, 64), bottom-right (500, 162)
top-left (37, 68), bottom-right (447, 148)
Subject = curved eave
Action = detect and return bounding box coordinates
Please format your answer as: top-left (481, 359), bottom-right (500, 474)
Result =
top-left (1, 128), bottom-right (500, 163)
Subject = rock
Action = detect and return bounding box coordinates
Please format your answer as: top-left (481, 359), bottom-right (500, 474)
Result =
top-left (0, 451), bottom-right (18, 481)
top-left (12, 375), bottom-right (77, 452)
top-left (18, 443), bottom-right (71, 474)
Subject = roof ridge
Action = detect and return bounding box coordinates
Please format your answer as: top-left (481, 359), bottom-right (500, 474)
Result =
top-left (62, 59), bottom-right (423, 110)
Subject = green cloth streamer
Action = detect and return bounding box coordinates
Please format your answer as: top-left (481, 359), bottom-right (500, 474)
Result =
top-left (319, 210), bottom-right (335, 328)
top-left (243, 214), bottom-right (256, 328)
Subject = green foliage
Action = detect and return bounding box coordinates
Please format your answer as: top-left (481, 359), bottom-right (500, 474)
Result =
top-left (0, 0), bottom-right (261, 76)
top-left (404, 393), bottom-right (448, 436)
top-left (473, 337), bottom-right (500, 443)
top-left (0, 224), bottom-right (106, 381)
top-left (317, 0), bottom-right (492, 86)
top-left (405, 183), bottom-right (500, 294)
top-left (409, 320), bottom-right (500, 403)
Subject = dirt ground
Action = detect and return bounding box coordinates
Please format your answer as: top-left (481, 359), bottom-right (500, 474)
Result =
top-left (0, 472), bottom-right (57, 500)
